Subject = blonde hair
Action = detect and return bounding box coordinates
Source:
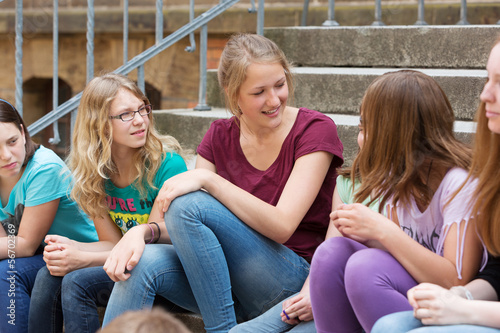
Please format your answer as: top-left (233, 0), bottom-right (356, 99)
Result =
top-left (350, 70), bottom-right (471, 211)
top-left (98, 308), bottom-right (191, 333)
top-left (68, 73), bottom-right (184, 219)
top-left (218, 33), bottom-right (294, 116)
top-left (470, 36), bottom-right (500, 256)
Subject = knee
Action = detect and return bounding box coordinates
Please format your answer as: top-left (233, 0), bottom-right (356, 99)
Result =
top-left (372, 311), bottom-right (418, 333)
top-left (164, 190), bottom-right (216, 230)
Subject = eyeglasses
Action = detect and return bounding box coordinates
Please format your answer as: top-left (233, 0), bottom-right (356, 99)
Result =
top-left (109, 104), bottom-right (152, 122)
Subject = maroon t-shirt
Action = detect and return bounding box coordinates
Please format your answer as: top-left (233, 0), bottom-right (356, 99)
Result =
top-left (197, 108), bottom-right (344, 261)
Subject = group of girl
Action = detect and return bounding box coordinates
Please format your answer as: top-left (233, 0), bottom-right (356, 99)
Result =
top-left (1, 31), bottom-right (499, 333)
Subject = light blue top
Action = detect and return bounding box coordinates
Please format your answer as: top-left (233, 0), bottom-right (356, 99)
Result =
top-left (0, 146), bottom-right (98, 243)
top-left (336, 175), bottom-right (383, 213)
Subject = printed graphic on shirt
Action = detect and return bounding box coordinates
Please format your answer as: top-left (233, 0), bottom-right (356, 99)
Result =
top-left (1, 203), bottom-right (24, 235)
top-left (109, 211), bottom-right (150, 234)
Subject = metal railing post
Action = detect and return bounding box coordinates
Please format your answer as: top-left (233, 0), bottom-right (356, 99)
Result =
top-left (194, 24), bottom-right (211, 111)
top-left (301, 0), bottom-right (309, 26)
top-left (137, 65), bottom-right (145, 94)
top-left (322, 0), bottom-right (339, 26)
top-left (49, 0), bottom-right (61, 145)
top-left (371, 0), bottom-right (385, 26)
top-left (257, 0), bottom-right (264, 35)
top-left (185, 0), bottom-right (196, 53)
top-left (457, 0), bottom-right (469, 25)
top-left (156, 0), bottom-right (163, 44)
top-left (86, 0), bottom-right (95, 82)
top-left (15, 0), bottom-right (23, 115)
top-left (414, 0), bottom-right (427, 25)
top-left (123, 0), bottom-right (129, 64)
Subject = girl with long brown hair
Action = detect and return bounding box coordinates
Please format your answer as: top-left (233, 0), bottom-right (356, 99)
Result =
top-left (309, 70), bottom-right (486, 333)
top-left (372, 37), bottom-right (500, 333)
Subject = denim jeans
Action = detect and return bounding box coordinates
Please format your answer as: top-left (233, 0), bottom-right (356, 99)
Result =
top-left (229, 293), bottom-right (316, 333)
top-left (29, 265), bottom-right (114, 333)
top-left (103, 243), bottom-right (199, 326)
top-left (372, 311), bottom-right (500, 333)
top-left (0, 254), bottom-right (45, 333)
top-left (163, 191), bottom-right (311, 333)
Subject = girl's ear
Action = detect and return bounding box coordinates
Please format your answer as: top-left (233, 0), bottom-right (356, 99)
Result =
top-left (20, 124), bottom-right (26, 145)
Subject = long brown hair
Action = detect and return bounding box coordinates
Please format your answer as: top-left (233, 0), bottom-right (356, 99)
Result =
top-left (350, 70), bottom-right (471, 212)
top-left (470, 37), bottom-right (500, 256)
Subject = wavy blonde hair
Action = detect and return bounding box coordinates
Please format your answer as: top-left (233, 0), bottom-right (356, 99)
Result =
top-left (350, 70), bottom-right (471, 212)
top-left (470, 37), bottom-right (500, 256)
top-left (218, 33), bottom-right (295, 117)
top-left (68, 73), bottom-right (184, 219)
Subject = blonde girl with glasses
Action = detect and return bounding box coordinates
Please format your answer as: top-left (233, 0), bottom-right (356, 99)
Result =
top-left (28, 73), bottom-right (189, 333)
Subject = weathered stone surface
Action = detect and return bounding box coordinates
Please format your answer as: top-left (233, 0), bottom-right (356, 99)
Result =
top-left (266, 26), bottom-right (500, 69)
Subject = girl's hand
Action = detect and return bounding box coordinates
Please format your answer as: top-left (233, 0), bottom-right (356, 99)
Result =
top-left (156, 169), bottom-right (209, 213)
top-left (331, 203), bottom-right (394, 242)
top-left (45, 234), bottom-right (75, 247)
top-left (43, 241), bottom-right (82, 276)
top-left (408, 283), bottom-right (469, 325)
top-left (103, 224), bottom-right (148, 282)
top-left (281, 290), bottom-right (314, 324)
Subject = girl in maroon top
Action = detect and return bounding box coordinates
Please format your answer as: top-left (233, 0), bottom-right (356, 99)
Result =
top-left (152, 33), bottom-right (343, 332)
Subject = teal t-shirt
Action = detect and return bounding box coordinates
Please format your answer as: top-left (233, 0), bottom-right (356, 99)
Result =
top-left (336, 175), bottom-right (383, 214)
top-left (105, 151), bottom-right (187, 234)
top-left (0, 146), bottom-right (98, 243)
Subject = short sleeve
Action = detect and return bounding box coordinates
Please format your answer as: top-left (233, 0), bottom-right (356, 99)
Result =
top-left (197, 120), bottom-right (218, 164)
top-left (336, 175), bottom-right (354, 204)
top-left (294, 110), bottom-right (343, 163)
top-left (24, 163), bottom-right (69, 207)
top-left (154, 152), bottom-right (188, 188)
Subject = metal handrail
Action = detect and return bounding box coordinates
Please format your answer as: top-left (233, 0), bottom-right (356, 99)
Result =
top-left (28, 0), bottom-right (240, 136)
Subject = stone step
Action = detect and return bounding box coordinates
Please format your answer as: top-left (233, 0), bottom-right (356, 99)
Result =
top-left (264, 26), bottom-right (500, 69)
top-left (154, 109), bottom-right (475, 166)
top-left (207, 67), bottom-right (486, 121)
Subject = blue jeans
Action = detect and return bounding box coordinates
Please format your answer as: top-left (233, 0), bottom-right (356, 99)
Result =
top-left (29, 265), bottom-right (114, 333)
top-left (229, 293), bottom-right (316, 333)
top-left (103, 243), bottom-right (199, 326)
top-left (0, 254), bottom-right (45, 333)
top-left (372, 311), bottom-right (500, 333)
top-left (164, 191), bottom-right (311, 333)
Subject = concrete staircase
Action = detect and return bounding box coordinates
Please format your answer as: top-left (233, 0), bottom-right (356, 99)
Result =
top-left (155, 25), bottom-right (500, 166)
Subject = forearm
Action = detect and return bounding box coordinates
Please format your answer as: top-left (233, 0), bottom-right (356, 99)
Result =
top-left (0, 236), bottom-right (41, 259)
top-left (460, 300), bottom-right (500, 328)
top-left (380, 226), bottom-right (463, 287)
top-left (74, 240), bottom-right (117, 252)
top-left (467, 279), bottom-right (499, 301)
top-left (73, 249), bottom-right (111, 268)
top-left (203, 172), bottom-right (298, 243)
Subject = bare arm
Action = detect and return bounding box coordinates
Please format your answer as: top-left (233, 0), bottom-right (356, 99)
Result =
top-left (409, 282), bottom-right (500, 327)
top-left (333, 204), bottom-right (483, 287)
top-left (43, 215), bottom-right (122, 275)
top-left (158, 152), bottom-right (334, 244)
top-left (0, 200), bottom-right (60, 259)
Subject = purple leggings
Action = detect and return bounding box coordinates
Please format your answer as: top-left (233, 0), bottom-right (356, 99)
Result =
top-left (310, 237), bottom-right (416, 333)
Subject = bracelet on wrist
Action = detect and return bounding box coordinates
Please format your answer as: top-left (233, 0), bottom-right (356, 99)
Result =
top-left (450, 286), bottom-right (474, 300)
top-left (149, 222), bottom-right (161, 243)
top-left (146, 223), bottom-right (155, 244)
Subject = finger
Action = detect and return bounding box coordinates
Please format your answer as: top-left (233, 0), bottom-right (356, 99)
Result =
top-left (414, 307), bottom-right (432, 320)
top-left (125, 248), bottom-right (143, 272)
